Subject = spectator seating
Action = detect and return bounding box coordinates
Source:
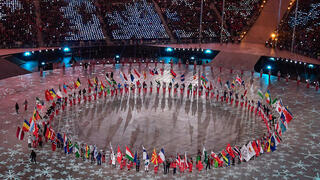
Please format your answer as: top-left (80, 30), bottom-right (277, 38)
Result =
top-left (99, 0), bottom-right (169, 40)
top-left (269, 0), bottom-right (320, 58)
top-left (0, 0), bottom-right (38, 48)
top-left (40, 0), bottom-right (105, 46)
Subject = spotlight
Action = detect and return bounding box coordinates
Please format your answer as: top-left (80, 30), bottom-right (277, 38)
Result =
top-left (304, 63), bottom-right (306, 65)
top-left (286, 59), bottom-right (288, 62)
top-left (63, 47), bottom-right (70, 52)
top-left (204, 49), bottom-right (212, 54)
top-left (267, 65), bottom-right (272, 70)
top-left (39, 50), bottom-right (42, 52)
top-left (308, 64), bottom-right (314, 68)
top-left (45, 49), bottom-right (48, 52)
top-left (299, 62), bottom-right (302, 64)
top-left (23, 51), bottom-right (31, 57)
top-left (190, 56), bottom-right (195, 60)
top-left (269, 57), bottom-right (275, 61)
top-left (295, 61), bottom-right (297, 64)
top-left (165, 47), bottom-right (173, 52)
top-left (41, 62), bottom-right (45, 65)
top-left (115, 55), bottom-right (120, 59)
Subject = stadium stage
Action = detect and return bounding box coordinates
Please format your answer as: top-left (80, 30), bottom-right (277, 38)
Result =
top-left (0, 62), bottom-right (319, 179)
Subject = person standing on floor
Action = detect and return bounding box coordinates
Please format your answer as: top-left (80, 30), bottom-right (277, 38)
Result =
top-left (24, 99), bottom-right (28, 111)
top-left (30, 150), bottom-right (36, 163)
top-left (15, 102), bottom-right (19, 114)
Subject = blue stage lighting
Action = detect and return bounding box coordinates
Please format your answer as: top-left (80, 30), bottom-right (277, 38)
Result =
top-left (190, 56), bottom-right (195, 60)
top-left (267, 65), bottom-right (272, 70)
top-left (165, 47), bottom-right (173, 52)
top-left (41, 62), bottom-right (45, 65)
top-left (204, 49), bottom-right (212, 54)
top-left (24, 51), bottom-right (31, 56)
top-left (269, 57), bottom-right (275, 61)
top-left (308, 64), bottom-right (314, 68)
top-left (63, 47), bottom-right (70, 52)
top-left (115, 55), bottom-right (120, 59)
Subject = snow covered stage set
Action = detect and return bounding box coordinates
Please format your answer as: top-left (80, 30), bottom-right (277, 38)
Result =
top-left (1, 61), bottom-right (320, 179)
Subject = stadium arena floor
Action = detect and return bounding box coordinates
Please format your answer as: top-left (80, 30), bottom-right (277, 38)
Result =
top-left (0, 63), bottom-right (319, 179)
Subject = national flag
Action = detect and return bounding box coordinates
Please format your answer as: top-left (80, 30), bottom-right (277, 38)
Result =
top-left (226, 144), bottom-right (235, 158)
top-left (236, 76), bottom-right (242, 84)
top-left (275, 99), bottom-right (284, 114)
top-left (22, 119), bottom-right (30, 132)
top-left (32, 109), bottom-right (41, 121)
top-left (63, 83), bottom-right (68, 94)
top-left (85, 145), bottom-right (90, 158)
top-left (125, 146), bottom-right (134, 162)
top-left (29, 119), bottom-right (38, 137)
top-left (149, 69), bottom-right (154, 76)
top-left (231, 80), bottom-right (235, 89)
top-left (243, 89), bottom-right (248, 97)
top-left (225, 81), bottom-right (230, 89)
top-left (75, 143), bottom-right (80, 158)
top-left (122, 72), bottom-right (128, 81)
top-left (45, 128), bottom-right (52, 139)
top-left (93, 77), bottom-right (98, 86)
top-left (170, 69), bottom-right (177, 78)
top-left (184, 152), bottom-right (189, 168)
top-left (265, 90), bottom-right (271, 104)
top-left (49, 89), bottom-right (56, 98)
top-left (143, 71), bottom-right (147, 80)
top-left (251, 141), bottom-right (260, 157)
top-left (218, 76), bottom-right (222, 86)
top-left (275, 133), bottom-right (282, 146)
top-left (221, 150), bottom-right (229, 164)
top-left (100, 81), bottom-right (105, 91)
top-left (35, 97), bottom-right (44, 110)
top-left (283, 106), bottom-right (293, 124)
top-left (211, 151), bottom-right (223, 165)
top-left (56, 90), bottom-right (63, 99)
top-left (247, 142), bottom-right (256, 159)
top-left (180, 74), bottom-right (185, 82)
top-left (119, 72), bottom-right (125, 82)
top-left (74, 78), bottom-right (81, 88)
top-left (233, 146), bottom-right (241, 160)
top-left (280, 114), bottom-right (287, 133)
top-left (134, 69), bottom-right (140, 78)
top-left (200, 73), bottom-right (208, 84)
top-left (52, 141), bottom-right (57, 151)
top-left (241, 145), bottom-right (250, 162)
top-left (275, 120), bottom-right (282, 136)
top-left (16, 126), bottom-right (24, 140)
top-left (130, 73), bottom-right (135, 82)
top-left (88, 79), bottom-right (93, 87)
top-left (158, 148), bottom-right (165, 164)
top-left (257, 90), bottom-right (264, 99)
top-left (45, 89), bottom-right (52, 101)
top-left (202, 146), bottom-right (207, 164)
top-left (151, 148), bottom-right (158, 165)
top-left (117, 146), bottom-right (122, 164)
top-left (270, 135), bottom-right (276, 152)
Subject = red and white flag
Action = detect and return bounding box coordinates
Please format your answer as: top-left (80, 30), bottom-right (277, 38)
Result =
top-left (16, 126), bottom-right (24, 140)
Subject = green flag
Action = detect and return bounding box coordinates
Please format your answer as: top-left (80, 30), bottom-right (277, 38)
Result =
top-left (75, 142), bottom-right (80, 158)
top-left (257, 90), bottom-right (264, 99)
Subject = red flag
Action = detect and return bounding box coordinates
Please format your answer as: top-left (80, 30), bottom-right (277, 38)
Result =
top-left (16, 126), bottom-right (24, 140)
top-left (134, 69), bottom-right (140, 78)
top-left (226, 144), bottom-right (235, 158)
top-left (149, 69), bottom-right (154, 76)
top-left (88, 79), bottom-right (93, 87)
top-left (122, 72), bottom-right (128, 81)
top-left (251, 140), bottom-right (260, 156)
top-left (117, 146), bottom-right (122, 164)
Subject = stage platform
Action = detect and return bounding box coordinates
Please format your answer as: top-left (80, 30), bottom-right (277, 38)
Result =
top-left (0, 64), bottom-right (319, 179)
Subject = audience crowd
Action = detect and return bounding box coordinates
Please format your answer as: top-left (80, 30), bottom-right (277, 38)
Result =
top-left (0, 0), bottom-right (38, 48)
top-left (266, 0), bottom-right (320, 59)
